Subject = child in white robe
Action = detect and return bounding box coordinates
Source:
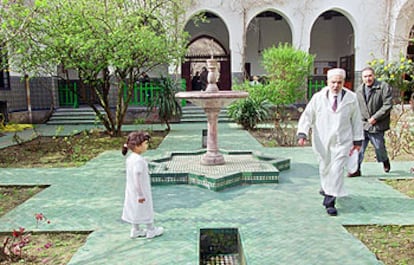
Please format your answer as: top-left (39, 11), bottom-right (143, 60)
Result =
top-left (121, 131), bottom-right (164, 239)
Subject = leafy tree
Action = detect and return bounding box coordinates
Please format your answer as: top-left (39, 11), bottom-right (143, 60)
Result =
top-left (254, 43), bottom-right (314, 105)
top-left (230, 43), bottom-right (314, 145)
top-left (368, 55), bottom-right (414, 103)
top-left (0, 0), bottom-right (191, 136)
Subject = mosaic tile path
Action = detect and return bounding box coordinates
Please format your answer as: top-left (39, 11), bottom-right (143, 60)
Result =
top-left (150, 150), bottom-right (289, 191)
top-left (0, 123), bottom-right (413, 264)
top-left (157, 153), bottom-right (276, 176)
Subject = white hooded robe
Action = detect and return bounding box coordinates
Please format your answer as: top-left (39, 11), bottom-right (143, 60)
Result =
top-left (122, 152), bottom-right (154, 224)
top-left (297, 87), bottom-right (363, 197)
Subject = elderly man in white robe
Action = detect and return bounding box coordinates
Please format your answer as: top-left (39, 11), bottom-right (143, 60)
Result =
top-left (297, 68), bottom-right (363, 216)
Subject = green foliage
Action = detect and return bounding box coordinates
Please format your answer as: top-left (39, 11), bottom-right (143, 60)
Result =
top-left (53, 126), bottom-right (64, 138)
top-left (134, 118), bottom-right (146, 125)
top-left (368, 56), bottom-right (414, 96)
top-left (0, 112), bottom-right (33, 133)
top-left (0, 0), bottom-right (191, 136)
top-left (0, 114), bottom-right (5, 130)
top-left (259, 43), bottom-right (314, 105)
top-left (230, 44), bottom-right (313, 135)
top-left (147, 76), bottom-right (182, 131)
top-left (0, 123), bottom-right (33, 133)
top-left (235, 43), bottom-right (314, 143)
top-left (228, 97), bottom-right (272, 130)
top-left (2, 0), bottom-right (190, 76)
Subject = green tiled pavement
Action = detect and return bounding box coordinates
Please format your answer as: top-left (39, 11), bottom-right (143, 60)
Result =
top-left (1, 123), bottom-right (413, 264)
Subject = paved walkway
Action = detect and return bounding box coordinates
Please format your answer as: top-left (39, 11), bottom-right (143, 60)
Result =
top-left (1, 123), bottom-right (413, 265)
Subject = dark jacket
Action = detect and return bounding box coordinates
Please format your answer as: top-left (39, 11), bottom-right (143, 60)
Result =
top-left (356, 79), bottom-right (393, 133)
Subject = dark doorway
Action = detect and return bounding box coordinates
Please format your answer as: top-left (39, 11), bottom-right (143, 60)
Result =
top-left (182, 36), bottom-right (231, 91)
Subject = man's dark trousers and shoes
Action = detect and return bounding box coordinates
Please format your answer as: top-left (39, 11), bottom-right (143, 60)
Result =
top-left (323, 195), bottom-right (337, 216)
top-left (383, 159), bottom-right (391, 173)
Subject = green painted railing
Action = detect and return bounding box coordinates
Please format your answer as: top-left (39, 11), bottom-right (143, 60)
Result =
top-left (123, 79), bottom-right (187, 107)
top-left (180, 79), bottom-right (187, 107)
top-left (57, 78), bottom-right (187, 108)
top-left (58, 83), bottom-right (79, 108)
top-left (308, 80), bottom-right (326, 99)
top-left (124, 83), bottom-right (161, 106)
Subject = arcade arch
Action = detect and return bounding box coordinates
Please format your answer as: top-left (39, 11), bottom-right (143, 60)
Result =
top-left (392, 0), bottom-right (414, 59)
top-left (309, 10), bottom-right (355, 89)
top-left (245, 10), bottom-right (292, 78)
top-left (183, 12), bottom-right (231, 91)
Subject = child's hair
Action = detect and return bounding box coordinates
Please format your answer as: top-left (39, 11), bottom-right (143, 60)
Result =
top-left (122, 131), bottom-right (151, 156)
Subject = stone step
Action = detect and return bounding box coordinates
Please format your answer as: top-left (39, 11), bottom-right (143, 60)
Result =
top-left (182, 110), bottom-right (228, 115)
top-left (46, 119), bottom-right (99, 125)
top-left (47, 105), bottom-right (234, 125)
top-left (48, 116), bottom-right (98, 121)
top-left (181, 113), bottom-right (228, 118)
top-left (53, 107), bottom-right (104, 113)
top-left (180, 117), bottom-right (233, 123)
top-left (52, 111), bottom-right (98, 116)
top-left (46, 107), bottom-right (101, 125)
top-left (180, 105), bottom-right (232, 123)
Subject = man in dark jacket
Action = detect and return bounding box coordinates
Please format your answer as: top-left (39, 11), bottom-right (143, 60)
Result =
top-left (199, 67), bottom-right (208, 91)
top-left (349, 67), bottom-right (393, 177)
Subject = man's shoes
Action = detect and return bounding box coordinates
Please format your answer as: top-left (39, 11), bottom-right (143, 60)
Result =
top-left (326, 207), bottom-right (338, 216)
top-left (383, 159), bottom-right (391, 173)
top-left (347, 170), bottom-right (361, 177)
top-left (146, 226), bottom-right (164, 239)
top-left (130, 228), bottom-right (146, 238)
top-left (323, 195), bottom-right (337, 216)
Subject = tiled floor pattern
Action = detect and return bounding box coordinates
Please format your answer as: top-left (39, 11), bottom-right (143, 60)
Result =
top-left (0, 123), bottom-right (413, 265)
top-left (153, 153), bottom-right (278, 177)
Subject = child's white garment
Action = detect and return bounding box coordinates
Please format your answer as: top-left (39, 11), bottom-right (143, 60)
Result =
top-left (122, 153), bottom-right (154, 224)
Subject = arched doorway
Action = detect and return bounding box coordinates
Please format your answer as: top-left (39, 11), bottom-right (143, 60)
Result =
top-left (310, 10), bottom-right (355, 90)
top-left (246, 11), bottom-right (292, 79)
top-left (182, 36), bottom-right (231, 91)
top-left (183, 12), bottom-right (231, 91)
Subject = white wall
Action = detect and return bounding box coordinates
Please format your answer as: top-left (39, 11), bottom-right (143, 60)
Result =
top-left (310, 16), bottom-right (354, 62)
top-left (185, 15), bottom-right (230, 53)
top-left (246, 17), bottom-right (292, 76)
top-left (186, 0), bottom-right (413, 76)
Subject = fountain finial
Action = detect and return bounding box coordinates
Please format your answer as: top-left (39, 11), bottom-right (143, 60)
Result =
top-left (205, 58), bottom-right (219, 93)
top-left (209, 39), bottom-right (215, 59)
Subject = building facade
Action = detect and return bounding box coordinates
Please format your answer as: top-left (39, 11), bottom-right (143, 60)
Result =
top-left (184, 0), bottom-right (414, 91)
top-left (1, 0), bottom-right (413, 122)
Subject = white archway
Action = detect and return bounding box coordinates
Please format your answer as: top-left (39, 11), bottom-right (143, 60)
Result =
top-left (245, 10), bottom-right (293, 77)
top-left (183, 12), bottom-right (232, 90)
top-left (309, 10), bottom-right (355, 89)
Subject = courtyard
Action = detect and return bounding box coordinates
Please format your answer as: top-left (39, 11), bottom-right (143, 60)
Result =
top-left (1, 122), bottom-right (413, 264)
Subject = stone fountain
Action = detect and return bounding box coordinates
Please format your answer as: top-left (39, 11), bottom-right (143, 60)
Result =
top-left (150, 58), bottom-right (289, 191)
top-left (175, 58), bottom-right (249, 165)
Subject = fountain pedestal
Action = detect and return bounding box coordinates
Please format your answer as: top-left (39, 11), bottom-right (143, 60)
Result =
top-left (175, 59), bottom-right (248, 165)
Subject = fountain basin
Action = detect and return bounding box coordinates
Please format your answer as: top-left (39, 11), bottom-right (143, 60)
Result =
top-left (175, 91), bottom-right (249, 109)
top-left (149, 150), bottom-right (290, 191)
